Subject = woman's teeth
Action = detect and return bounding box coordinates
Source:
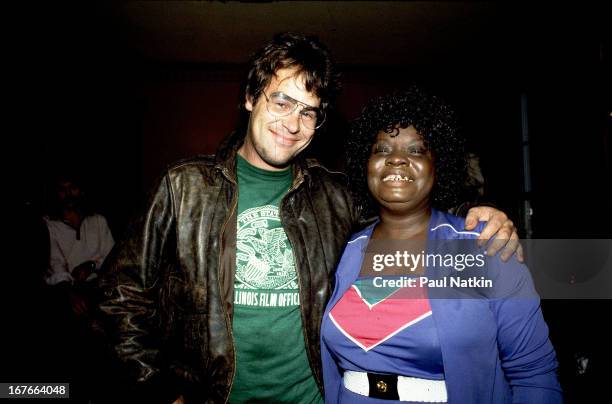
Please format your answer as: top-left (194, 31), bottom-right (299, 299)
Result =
top-left (382, 174), bottom-right (414, 182)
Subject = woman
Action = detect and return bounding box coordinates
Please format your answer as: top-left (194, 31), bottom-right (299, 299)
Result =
top-left (321, 88), bottom-right (561, 403)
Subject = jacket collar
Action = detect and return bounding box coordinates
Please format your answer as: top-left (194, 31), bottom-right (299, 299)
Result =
top-left (347, 208), bottom-right (450, 244)
top-left (214, 132), bottom-right (315, 188)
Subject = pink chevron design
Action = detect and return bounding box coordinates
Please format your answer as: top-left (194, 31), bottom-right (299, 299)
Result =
top-left (329, 285), bottom-right (432, 351)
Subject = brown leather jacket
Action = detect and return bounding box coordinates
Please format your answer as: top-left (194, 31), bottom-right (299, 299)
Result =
top-left (98, 148), bottom-right (357, 403)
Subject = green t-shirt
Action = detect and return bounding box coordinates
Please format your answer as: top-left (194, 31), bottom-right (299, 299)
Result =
top-left (229, 154), bottom-right (322, 404)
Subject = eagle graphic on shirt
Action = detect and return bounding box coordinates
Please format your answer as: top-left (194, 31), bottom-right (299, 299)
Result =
top-left (236, 205), bottom-right (297, 290)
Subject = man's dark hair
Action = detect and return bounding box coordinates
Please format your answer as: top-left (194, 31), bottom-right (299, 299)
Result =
top-left (346, 86), bottom-right (467, 220)
top-left (220, 32), bottom-right (341, 156)
top-left (243, 32), bottom-right (341, 112)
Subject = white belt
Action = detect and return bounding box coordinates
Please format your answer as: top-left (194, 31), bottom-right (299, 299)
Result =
top-left (343, 370), bottom-right (448, 402)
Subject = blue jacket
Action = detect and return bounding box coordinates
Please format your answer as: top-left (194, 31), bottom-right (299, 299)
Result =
top-left (321, 209), bottom-right (562, 403)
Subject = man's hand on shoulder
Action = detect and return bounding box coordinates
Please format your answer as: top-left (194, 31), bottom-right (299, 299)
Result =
top-left (465, 206), bottom-right (524, 263)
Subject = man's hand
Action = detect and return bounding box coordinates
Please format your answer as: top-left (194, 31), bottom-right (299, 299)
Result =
top-left (464, 206), bottom-right (523, 262)
top-left (172, 395), bottom-right (185, 404)
top-left (72, 260), bottom-right (96, 283)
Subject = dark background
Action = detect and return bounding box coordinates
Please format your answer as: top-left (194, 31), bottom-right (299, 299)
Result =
top-left (7, 1), bottom-right (611, 403)
top-left (14, 1), bottom-right (611, 238)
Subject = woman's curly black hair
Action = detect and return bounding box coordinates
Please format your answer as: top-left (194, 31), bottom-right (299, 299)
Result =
top-left (346, 86), bottom-right (467, 220)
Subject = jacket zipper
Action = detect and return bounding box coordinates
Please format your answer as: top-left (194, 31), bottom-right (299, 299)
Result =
top-left (218, 167), bottom-right (238, 404)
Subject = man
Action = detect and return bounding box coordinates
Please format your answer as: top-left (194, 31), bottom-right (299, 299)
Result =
top-left (98, 33), bottom-right (520, 403)
top-left (46, 175), bottom-right (114, 312)
top-left (44, 174), bottom-right (115, 402)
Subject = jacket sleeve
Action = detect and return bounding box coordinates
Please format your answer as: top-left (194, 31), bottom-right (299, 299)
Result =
top-left (97, 173), bottom-right (177, 396)
top-left (489, 257), bottom-right (563, 403)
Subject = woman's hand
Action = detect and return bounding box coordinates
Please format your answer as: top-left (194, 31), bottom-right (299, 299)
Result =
top-left (464, 206), bottom-right (523, 262)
